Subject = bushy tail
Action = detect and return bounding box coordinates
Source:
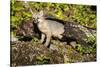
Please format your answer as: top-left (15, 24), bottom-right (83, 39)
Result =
top-left (63, 21), bottom-right (96, 46)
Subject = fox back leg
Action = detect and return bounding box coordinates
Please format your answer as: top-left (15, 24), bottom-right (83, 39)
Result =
top-left (57, 34), bottom-right (63, 39)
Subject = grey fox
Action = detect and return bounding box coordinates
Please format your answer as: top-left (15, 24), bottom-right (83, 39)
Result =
top-left (32, 11), bottom-right (96, 47)
top-left (33, 11), bottom-right (65, 47)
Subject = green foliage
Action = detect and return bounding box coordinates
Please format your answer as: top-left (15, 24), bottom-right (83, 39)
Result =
top-left (11, 1), bottom-right (96, 59)
top-left (36, 55), bottom-right (50, 64)
top-left (11, 1), bottom-right (32, 28)
top-left (76, 41), bottom-right (96, 54)
top-left (11, 1), bottom-right (96, 28)
top-left (32, 37), bottom-right (39, 44)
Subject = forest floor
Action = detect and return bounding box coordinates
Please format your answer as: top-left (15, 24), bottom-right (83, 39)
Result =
top-left (11, 39), bottom-right (96, 67)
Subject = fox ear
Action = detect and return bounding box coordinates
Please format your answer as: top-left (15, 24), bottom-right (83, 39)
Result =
top-left (39, 10), bottom-right (44, 17)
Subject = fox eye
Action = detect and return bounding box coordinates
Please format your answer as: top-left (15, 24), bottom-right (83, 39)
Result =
top-left (32, 17), bottom-right (35, 20)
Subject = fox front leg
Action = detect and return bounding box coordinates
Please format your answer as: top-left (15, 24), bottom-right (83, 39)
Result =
top-left (58, 34), bottom-right (63, 39)
top-left (40, 33), bottom-right (45, 43)
top-left (44, 33), bottom-right (51, 47)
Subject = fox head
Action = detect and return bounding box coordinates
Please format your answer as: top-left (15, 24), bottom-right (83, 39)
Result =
top-left (32, 11), bottom-right (44, 23)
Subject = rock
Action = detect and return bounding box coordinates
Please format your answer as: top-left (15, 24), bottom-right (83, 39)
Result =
top-left (11, 40), bottom-right (96, 66)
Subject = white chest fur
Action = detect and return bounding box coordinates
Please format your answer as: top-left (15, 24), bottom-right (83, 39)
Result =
top-left (37, 19), bottom-right (49, 34)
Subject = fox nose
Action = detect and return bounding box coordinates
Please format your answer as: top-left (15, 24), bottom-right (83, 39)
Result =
top-left (34, 19), bottom-right (38, 23)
